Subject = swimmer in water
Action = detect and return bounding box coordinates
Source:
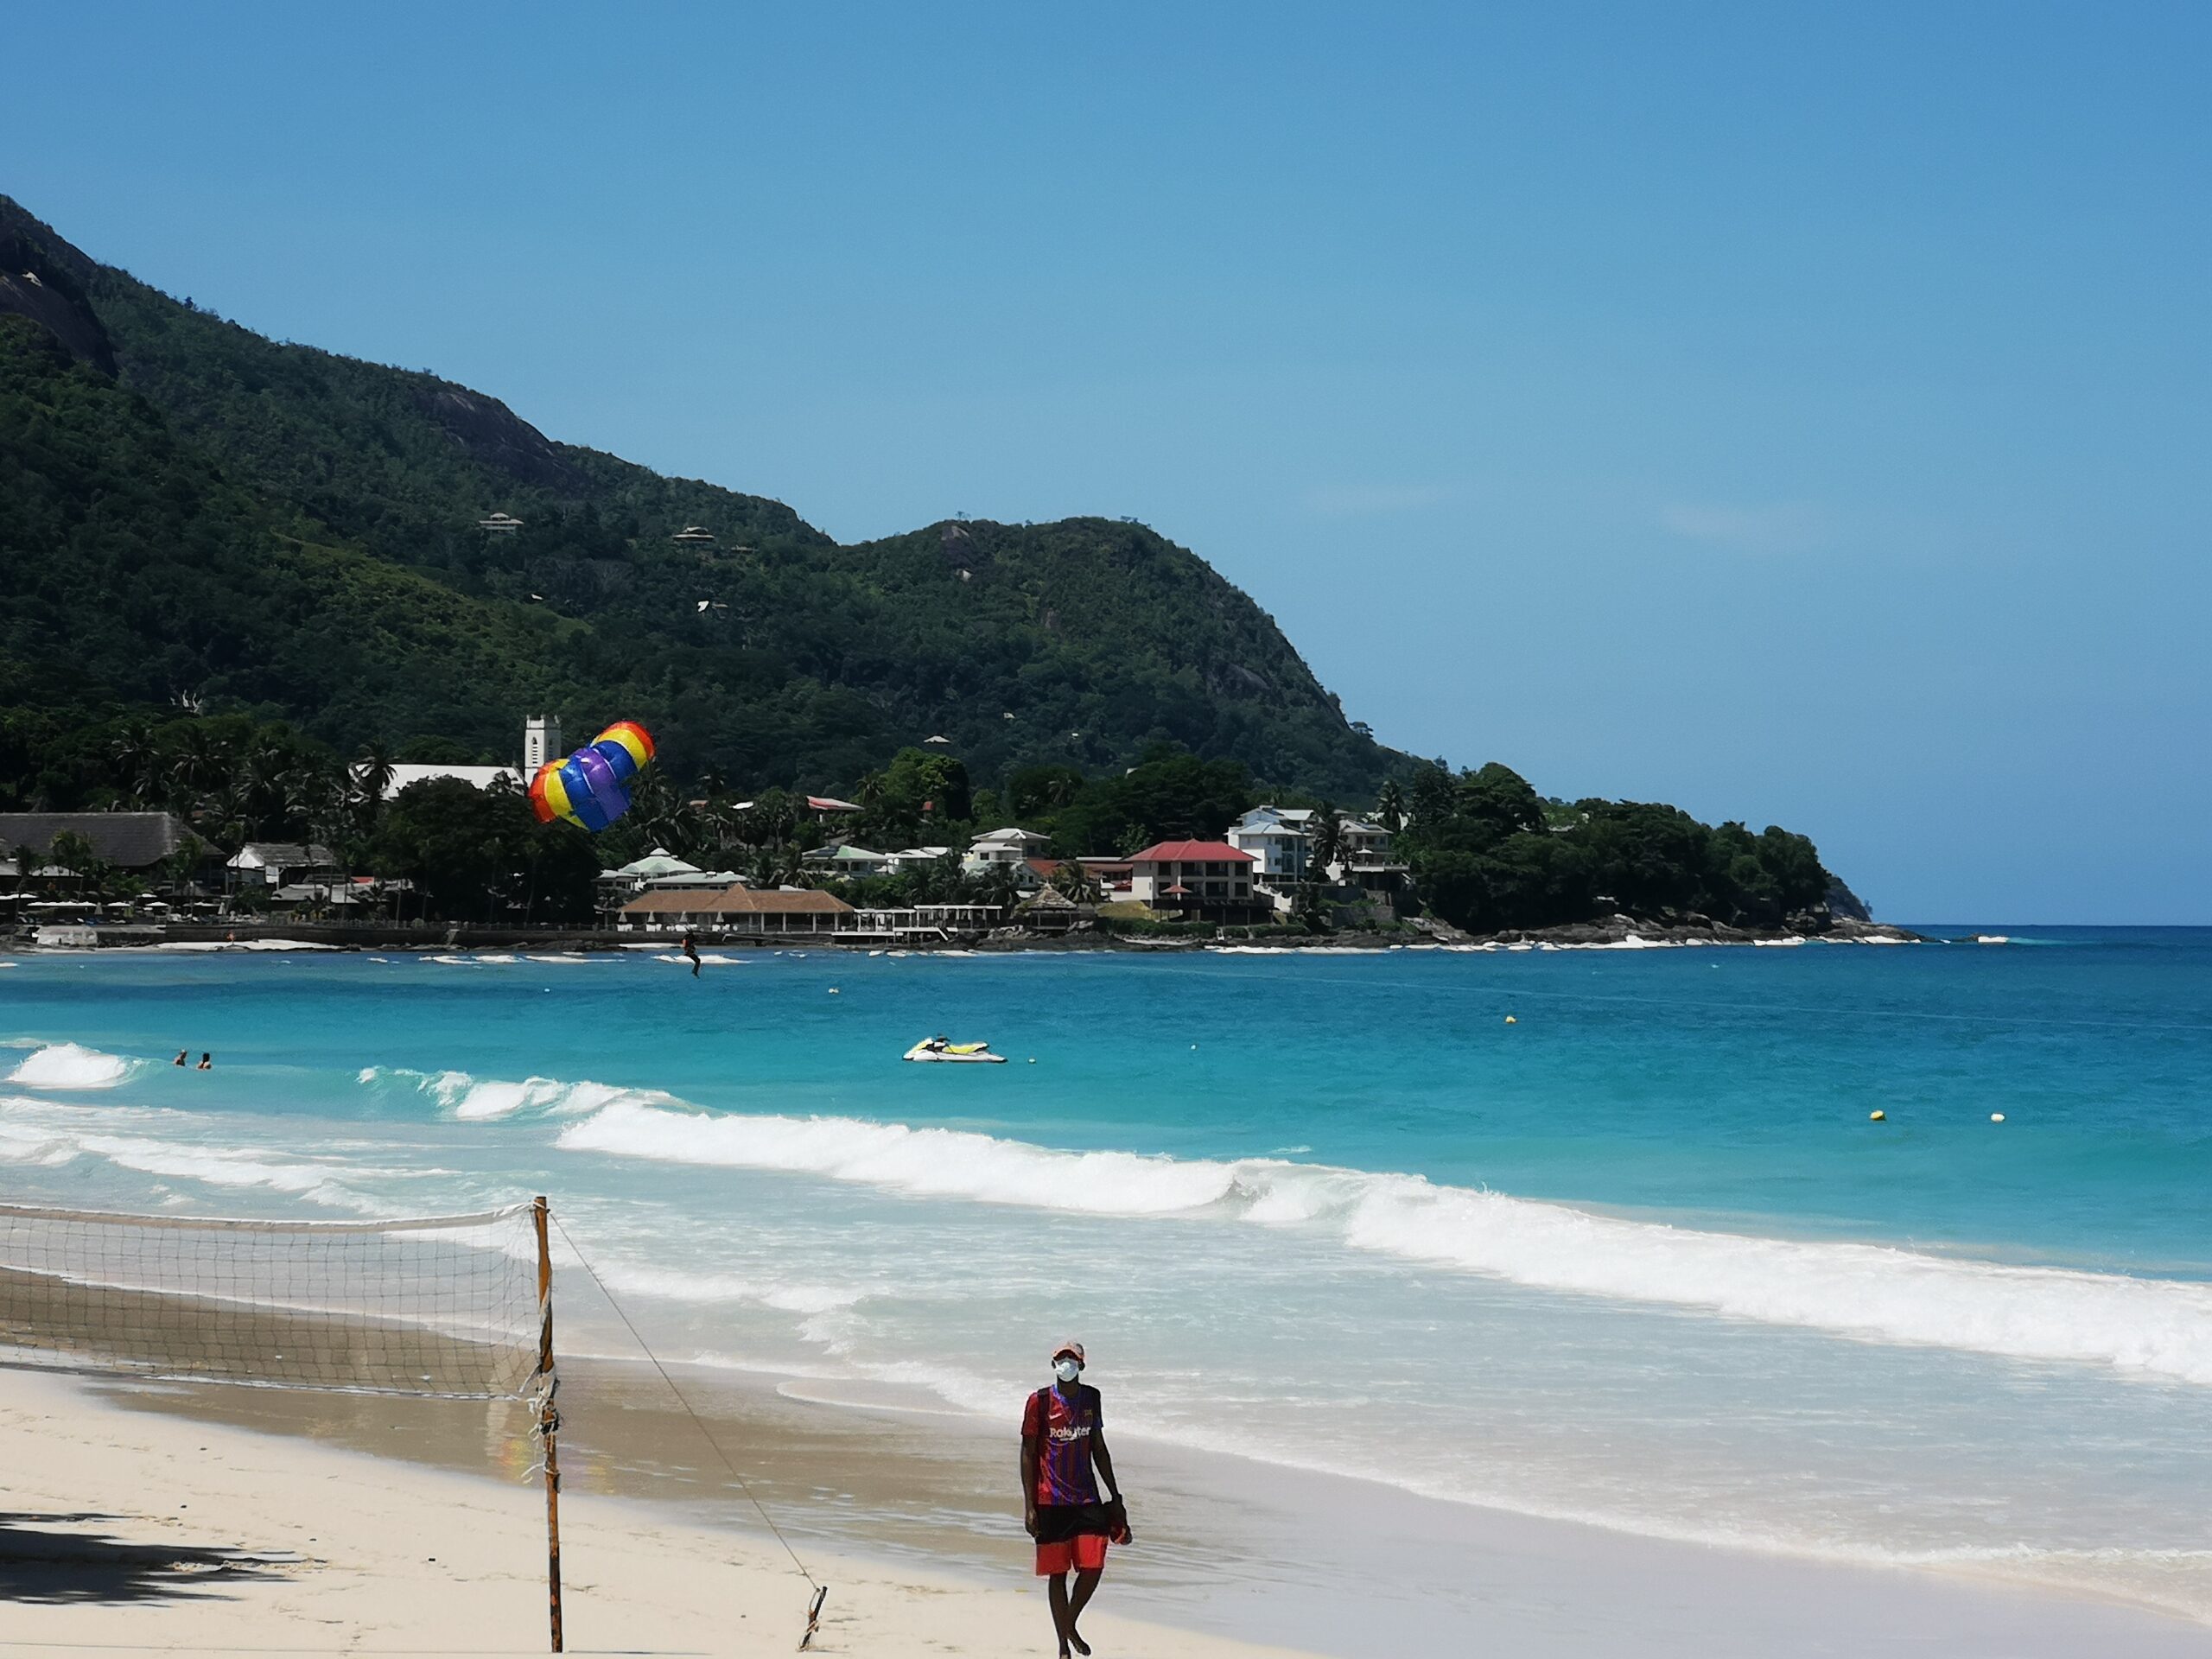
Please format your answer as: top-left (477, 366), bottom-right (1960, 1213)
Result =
top-left (173, 1050), bottom-right (188, 1067)
top-left (195, 1053), bottom-right (213, 1071)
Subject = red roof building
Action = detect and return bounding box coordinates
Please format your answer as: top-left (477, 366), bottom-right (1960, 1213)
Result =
top-left (1127, 842), bottom-right (1260, 918)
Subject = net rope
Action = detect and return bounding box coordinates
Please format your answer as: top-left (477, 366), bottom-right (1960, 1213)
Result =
top-left (0, 1200), bottom-right (541, 1399)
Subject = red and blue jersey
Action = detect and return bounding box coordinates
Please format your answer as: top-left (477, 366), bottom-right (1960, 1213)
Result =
top-left (1023, 1382), bottom-right (1103, 1506)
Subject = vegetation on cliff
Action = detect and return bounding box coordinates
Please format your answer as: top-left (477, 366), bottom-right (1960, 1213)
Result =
top-left (0, 195), bottom-right (1394, 798)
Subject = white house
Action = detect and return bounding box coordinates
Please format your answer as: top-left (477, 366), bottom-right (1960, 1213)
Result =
top-left (967, 826), bottom-right (1052, 861)
top-left (1230, 805), bottom-right (1403, 887)
top-left (886, 845), bottom-right (957, 873)
top-left (1227, 806), bottom-right (1319, 883)
top-left (801, 843), bottom-right (895, 878)
top-left (226, 843), bottom-right (339, 888)
top-left (1336, 816), bottom-right (1404, 880)
top-left (644, 866), bottom-right (748, 892)
top-left (594, 849), bottom-right (703, 915)
top-left (963, 827), bottom-right (1052, 876)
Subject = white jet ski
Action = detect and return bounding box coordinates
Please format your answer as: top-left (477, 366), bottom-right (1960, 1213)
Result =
top-left (903, 1038), bottom-right (1007, 1064)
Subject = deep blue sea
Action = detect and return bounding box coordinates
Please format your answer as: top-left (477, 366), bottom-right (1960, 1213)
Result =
top-left (3, 930), bottom-right (2210, 1619)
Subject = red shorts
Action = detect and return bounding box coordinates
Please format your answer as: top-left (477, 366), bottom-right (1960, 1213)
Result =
top-left (1034, 1534), bottom-right (1108, 1575)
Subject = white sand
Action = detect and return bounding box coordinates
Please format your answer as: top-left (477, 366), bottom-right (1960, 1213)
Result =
top-left (4, 1360), bottom-right (2208, 1658)
top-left (0, 1368), bottom-right (1303, 1657)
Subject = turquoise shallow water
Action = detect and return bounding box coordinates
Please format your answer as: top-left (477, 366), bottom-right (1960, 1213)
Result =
top-left (3, 931), bottom-right (2211, 1619)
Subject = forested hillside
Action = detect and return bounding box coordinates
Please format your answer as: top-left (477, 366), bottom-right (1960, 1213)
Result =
top-left (0, 195), bottom-right (1396, 799)
top-left (0, 194), bottom-right (1859, 932)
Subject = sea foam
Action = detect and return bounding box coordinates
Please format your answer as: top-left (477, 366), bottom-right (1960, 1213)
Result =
top-left (0, 1096), bottom-right (381, 1210)
top-left (555, 1096), bottom-right (2212, 1386)
top-left (5, 1042), bottom-right (137, 1090)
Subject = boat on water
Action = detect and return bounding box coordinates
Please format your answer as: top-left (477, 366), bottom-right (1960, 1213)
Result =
top-left (903, 1037), bottom-right (1007, 1064)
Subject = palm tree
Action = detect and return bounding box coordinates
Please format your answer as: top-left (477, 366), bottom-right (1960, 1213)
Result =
top-left (624, 772), bottom-right (687, 857)
top-left (752, 788), bottom-right (798, 849)
top-left (240, 742), bottom-right (293, 840)
top-left (354, 741), bottom-right (397, 810)
top-left (107, 721), bottom-right (158, 805)
top-left (752, 844), bottom-right (804, 898)
top-left (1375, 779), bottom-right (1406, 835)
top-left (1054, 859), bottom-right (1102, 905)
top-left (46, 831), bottom-right (108, 899)
top-left (169, 726), bottom-right (222, 807)
top-left (1307, 802), bottom-right (1346, 883)
top-left (981, 861), bottom-right (1022, 918)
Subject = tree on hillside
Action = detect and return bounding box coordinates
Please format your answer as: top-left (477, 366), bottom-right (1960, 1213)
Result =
top-left (1046, 746), bottom-right (1253, 856)
top-left (1394, 761), bottom-right (1837, 936)
top-left (1454, 763), bottom-right (1545, 839)
top-left (862, 748), bottom-right (973, 846)
top-left (1408, 764), bottom-right (1455, 830)
top-left (1374, 778), bottom-right (1405, 834)
top-left (1007, 763), bottom-right (1085, 817)
top-left (370, 777), bottom-right (595, 923)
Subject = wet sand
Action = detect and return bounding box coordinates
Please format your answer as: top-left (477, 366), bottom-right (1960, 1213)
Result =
top-left (65, 1353), bottom-right (2212, 1658)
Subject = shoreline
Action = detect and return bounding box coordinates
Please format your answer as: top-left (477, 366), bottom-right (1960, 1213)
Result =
top-left (3, 913), bottom-right (1928, 957)
top-left (32, 1352), bottom-right (2210, 1658)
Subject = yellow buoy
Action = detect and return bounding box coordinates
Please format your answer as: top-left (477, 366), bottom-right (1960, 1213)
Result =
top-left (1990, 1112), bottom-right (2005, 1123)
top-left (1504, 1015), bottom-right (1518, 1025)
top-left (1869, 1109), bottom-right (1887, 1122)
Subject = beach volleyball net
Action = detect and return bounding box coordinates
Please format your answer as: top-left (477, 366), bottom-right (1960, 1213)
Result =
top-left (0, 1199), bottom-right (543, 1399)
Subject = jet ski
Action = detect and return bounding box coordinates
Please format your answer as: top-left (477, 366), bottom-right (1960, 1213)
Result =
top-left (903, 1037), bottom-right (1007, 1064)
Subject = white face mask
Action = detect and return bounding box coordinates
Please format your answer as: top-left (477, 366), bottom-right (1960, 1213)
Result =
top-left (1053, 1358), bottom-right (1083, 1384)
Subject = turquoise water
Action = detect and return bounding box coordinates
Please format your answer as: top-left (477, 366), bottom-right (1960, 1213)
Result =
top-left (3, 931), bottom-right (2211, 1618)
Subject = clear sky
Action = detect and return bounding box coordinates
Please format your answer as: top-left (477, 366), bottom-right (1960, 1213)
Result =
top-left (7, 3), bottom-right (2207, 922)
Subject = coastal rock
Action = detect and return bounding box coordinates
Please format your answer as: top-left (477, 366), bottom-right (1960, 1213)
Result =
top-left (1826, 878), bottom-right (1872, 923)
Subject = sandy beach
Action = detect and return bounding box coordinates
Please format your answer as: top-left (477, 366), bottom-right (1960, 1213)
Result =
top-left (0, 1363), bottom-right (1310, 1658)
top-left (3, 1353), bottom-right (2208, 1658)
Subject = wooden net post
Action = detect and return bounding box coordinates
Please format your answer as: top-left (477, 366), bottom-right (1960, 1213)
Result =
top-left (533, 1195), bottom-right (563, 1653)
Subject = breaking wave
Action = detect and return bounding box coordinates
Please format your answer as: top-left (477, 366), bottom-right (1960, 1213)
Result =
top-left (359, 1065), bottom-right (682, 1122)
top-left (5, 1042), bottom-right (138, 1090)
top-left (555, 1097), bottom-right (2212, 1386)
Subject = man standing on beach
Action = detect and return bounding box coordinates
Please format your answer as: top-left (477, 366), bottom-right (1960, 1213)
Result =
top-left (1021, 1340), bottom-right (1125, 1659)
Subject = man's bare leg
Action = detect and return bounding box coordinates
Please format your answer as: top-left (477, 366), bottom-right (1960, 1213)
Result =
top-left (1048, 1571), bottom-right (1073, 1655)
top-left (1065, 1567), bottom-right (1103, 1654)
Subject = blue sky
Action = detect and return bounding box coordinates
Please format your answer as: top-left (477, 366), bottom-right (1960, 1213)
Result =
top-left (8, 4), bottom-right (2207, 922)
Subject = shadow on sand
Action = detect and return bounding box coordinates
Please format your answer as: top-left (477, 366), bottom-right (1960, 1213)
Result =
top-left (0, 1510), bottom-right (292, 1604)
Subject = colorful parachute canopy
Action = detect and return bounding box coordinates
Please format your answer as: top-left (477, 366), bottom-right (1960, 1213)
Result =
top-left (528, 721), bottom-right (657, 832)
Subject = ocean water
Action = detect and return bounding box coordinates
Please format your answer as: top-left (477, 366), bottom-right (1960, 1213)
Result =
top-left (3, 931), bottom-right (2211, 1621)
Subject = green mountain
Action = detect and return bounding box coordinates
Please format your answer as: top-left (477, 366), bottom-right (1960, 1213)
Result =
top-left (0, 195), bottom-right (1400, 798)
